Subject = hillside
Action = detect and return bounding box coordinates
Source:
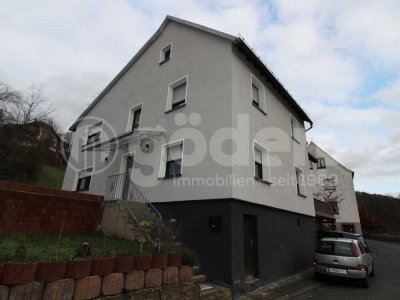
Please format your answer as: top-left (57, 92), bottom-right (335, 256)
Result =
top-left (356, 191), bottom-right (400, 234)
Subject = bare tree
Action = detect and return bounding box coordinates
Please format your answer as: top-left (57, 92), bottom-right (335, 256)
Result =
top-left (314, 179), bottom-right (344, 214)
top-left (0, 82), bottom-right (20, 124)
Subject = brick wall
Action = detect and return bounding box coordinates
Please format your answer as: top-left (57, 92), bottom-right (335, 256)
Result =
top-left (0, 181), bottom-right (103, 235)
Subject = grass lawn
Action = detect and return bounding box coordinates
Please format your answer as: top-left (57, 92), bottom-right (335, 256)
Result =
top-left (24, 165), bottom-right (65, 189)
top-left (0, 233), bottom-right (154, 263)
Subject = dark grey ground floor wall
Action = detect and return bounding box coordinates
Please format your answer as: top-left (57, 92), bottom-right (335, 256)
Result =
top-left (154, 199), bottom-right (315, 298)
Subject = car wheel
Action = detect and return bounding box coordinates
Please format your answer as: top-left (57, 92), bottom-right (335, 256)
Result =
top-left (370, 268), bottom-right (375, 277)
top-left (314, 272), bottom-right (323, 280)
top-left (362, 276), bottom-right (370, 288)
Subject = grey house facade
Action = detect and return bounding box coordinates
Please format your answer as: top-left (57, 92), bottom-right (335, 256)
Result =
top-left (63, 16), bottom-right (316, 296)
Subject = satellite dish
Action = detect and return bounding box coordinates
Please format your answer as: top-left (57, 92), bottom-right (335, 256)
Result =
top-left (140, 138), bottom-right (154, 153)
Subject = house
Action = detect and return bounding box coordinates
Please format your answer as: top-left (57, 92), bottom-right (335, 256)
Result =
top-left (308, 142), bottom-right (362, 234)
top-left (62, 16), bottom-right (316, 296)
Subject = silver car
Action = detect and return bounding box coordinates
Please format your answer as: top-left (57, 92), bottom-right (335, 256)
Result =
top-left (313, 237), bottom-right (374, 287)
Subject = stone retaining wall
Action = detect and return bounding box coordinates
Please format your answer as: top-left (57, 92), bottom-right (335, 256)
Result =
top-left (0, 266), bottom-right (194, 300)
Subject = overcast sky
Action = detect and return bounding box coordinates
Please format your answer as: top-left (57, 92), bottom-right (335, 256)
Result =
top-left (1, 0), bottom-right (399, 194)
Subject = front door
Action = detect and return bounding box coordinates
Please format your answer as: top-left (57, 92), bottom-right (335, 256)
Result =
top-left (243, 214), bottom-right (259, 281)
top-left (122, 155), bottom-right (134, 199)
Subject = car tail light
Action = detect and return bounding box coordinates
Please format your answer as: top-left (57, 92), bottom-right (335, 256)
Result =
top-left (358, 265), bottom-right (367, 272)
top-left (352, 241), bottom-right (361, 257)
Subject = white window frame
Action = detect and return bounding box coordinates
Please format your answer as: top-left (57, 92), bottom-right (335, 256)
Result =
top-left (85, 120), bottom-right (103, 145)
top-left (126, 103), bottom-right (143, 132)
top-left (251, 74), bottom-right (267, 114)
top-left (74, 166), bottom-right (93, 192)
top-left (295, 166), bottom-right (306, 197)
top-left (253, 141), bottom-right (271, 184)
top-left (159, 139), bottom-right (184, 178)
top-left (166, 76), bottom-right (188, 112)
top-left (159, 42), bottom-right (172, 64)
top-left (290, 114), bottom-right (300, 143)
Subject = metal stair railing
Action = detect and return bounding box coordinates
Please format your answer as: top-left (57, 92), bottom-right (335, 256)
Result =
top-left (105, 173), bottom-right (163, 251)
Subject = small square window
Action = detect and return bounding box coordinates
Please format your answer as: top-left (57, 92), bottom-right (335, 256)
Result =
top-left (160, 43), bottom-right (172, 64)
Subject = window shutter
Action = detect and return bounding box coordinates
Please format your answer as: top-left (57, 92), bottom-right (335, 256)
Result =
top-left (173, 83), bottom-right (186, 104)
top-left (254, 148), bottom-right (262, 164)
top-left (88, 124), bottom-right (101, 135)
top-left (167, 144), bottom-right (182, 161)
top-left (252, 84), bottom-right (259, 104)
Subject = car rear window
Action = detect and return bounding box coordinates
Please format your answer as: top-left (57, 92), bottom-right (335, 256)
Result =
top-left (316, 241), bottom-right (355, 257)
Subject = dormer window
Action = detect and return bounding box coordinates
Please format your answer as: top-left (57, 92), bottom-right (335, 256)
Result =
top-left (160, 43), bottom-right (172, 64)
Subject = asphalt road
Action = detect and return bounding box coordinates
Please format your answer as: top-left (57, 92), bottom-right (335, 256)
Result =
top-left (295, 239), bottom-right (400, 300)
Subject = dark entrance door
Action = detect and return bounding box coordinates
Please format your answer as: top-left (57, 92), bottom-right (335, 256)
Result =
top-left (122, 155), bottom-right (134, 199)
top-left (243, 214), bottom-right (259, 281)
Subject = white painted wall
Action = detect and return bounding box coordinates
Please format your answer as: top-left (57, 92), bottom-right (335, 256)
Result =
top-left (63, 20), bottom-right (315, 217)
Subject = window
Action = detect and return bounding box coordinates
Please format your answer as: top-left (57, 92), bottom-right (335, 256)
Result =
top-left (342, 224), bottom-right (355, 233)
top-left (332, 202), bottom-right (339, 214)
top-left (251, 74), bottom-right (266, 114)
top-left (172, 83), bottom-right (186, 109)
top-left (76, 167), bottom-right (93, 192)
top-left (86, 122), bottom-right (102, 145)
top-left (252, 84), bottom-right (259, 107)
top-left (316, 158), bottom-right (326, 169)
top-left (295, 167), bottom-right (306, 196)
top-left (159, 141), bottom-right (183, 178)
top-left (290, 116), bottom-right (300, 142)
top-left (126, 104), bottom-right (142, 132)
top-left (253, 142), bottom-right (271, 183)
top-left (316, 241), bottom-right (355, 257)
top-left (159, 43), bottom-right (172, 64)
top-left (166, 76), bottom-right (187, 112)
top-left (132, 108), bottom-right (141, 130)
top-left (254, 148), bottom-right (263, 179)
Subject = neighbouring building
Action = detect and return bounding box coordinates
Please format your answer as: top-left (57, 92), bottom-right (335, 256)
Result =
top-left (62, 16), bottom-right (316, 296)
top-left (308, 142), bottom-right (362, 234)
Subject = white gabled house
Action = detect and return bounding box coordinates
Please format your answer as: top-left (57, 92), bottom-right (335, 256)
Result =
top-left (308, 142), bottom-right (362, 234)
top-left (62, 16), bottom-right (316, 296)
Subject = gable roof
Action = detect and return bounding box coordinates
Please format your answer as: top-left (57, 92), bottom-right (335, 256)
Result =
top-left (308, 141), bottom-right (354, 177)
top-left (69, 15), bottom-right (312, 131)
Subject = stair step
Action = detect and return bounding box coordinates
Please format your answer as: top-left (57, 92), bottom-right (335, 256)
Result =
top-left (193, 275), bottom-right (207, 284)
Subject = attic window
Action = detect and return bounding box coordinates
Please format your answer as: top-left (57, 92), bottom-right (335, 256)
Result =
top-left (160, 43), bottom-right (172, 64)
